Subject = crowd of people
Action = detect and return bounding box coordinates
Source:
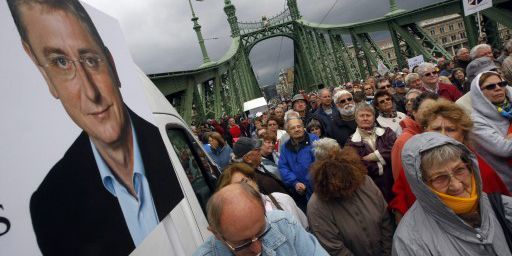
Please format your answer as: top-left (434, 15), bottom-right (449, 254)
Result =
top-left (191, 42), bottom-right (512, 256)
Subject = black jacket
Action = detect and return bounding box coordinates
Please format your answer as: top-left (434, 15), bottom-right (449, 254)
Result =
top-left (30, 109), bottom-right (184, 255)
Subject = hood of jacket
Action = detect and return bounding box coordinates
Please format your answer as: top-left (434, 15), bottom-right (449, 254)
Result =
top-left (471, 72), bottom-right (512, 123)
top-left (399, 117), bottom-right (422, 135)
top-left (401, 132), bottom-right (497, 238)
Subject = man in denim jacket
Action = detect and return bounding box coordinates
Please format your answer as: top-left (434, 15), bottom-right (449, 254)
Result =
top-left (193, 183), bottom-right (328, 256)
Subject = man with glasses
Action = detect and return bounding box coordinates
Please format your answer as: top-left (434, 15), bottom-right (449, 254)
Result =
top-left (279, 117), bottom-right (319, 209)
top-left (8, 0), bottom-right (183, 254)
top-left (330, 90), bottom-right (357, 147)
top-left (194, 183), bottom-right (328, 256)
top-left (417, 62), bottom-right (462, 102)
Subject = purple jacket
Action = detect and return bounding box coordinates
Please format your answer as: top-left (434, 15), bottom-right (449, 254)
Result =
top-left (347, 127), bottom-right (396, 202)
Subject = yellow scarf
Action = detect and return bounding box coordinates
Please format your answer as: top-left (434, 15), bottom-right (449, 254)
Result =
top-left (431, 175), bottom-right (478, 214)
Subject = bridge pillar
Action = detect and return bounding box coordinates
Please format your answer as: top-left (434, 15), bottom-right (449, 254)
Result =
top-left (388, 22), bottom-right (407, 69)
top-left (183, 80), bottom-right (195, 124)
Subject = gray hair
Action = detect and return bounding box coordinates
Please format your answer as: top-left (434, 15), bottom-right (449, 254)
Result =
top-left (284, 110), bottom-right (301, 129)
top-left (420, 144), bottom-right (467, 180)
top-left (405, 89), bottom-right (422, 99)
top-left (470, 44), bottom-right (492, 60)
top-left (333, 90), bottom-right (352, 103)
top-left (417, 62), bottom-right (436, 77)
top-left (456, 47), bottom-right (468, 56)
top-left (354, 102), bottom-right (375, 116)
top-left (502, 56), bottom-right (512, 83)
top-left (206, 183), bottom-right (263, 233)
top-left (284, 110), bottom-right (300, 122)
top-left (319, 88), bottom-right (331, 96)
top-left (313, 138), bottom-right (341, 160)
top-left (405, 73), bottom-right (420, 85)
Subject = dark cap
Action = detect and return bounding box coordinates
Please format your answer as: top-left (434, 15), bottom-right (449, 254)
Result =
top-left (466, 57), bottom-right (497, 83)
top-left (392, 80), bottom-right (406, 88)
top-left (292, 94), bottom-right (306, 103)
top-left (233, 137), bottom-right (261, 158)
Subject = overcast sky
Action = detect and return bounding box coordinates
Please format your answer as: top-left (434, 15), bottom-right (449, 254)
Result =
top-left (82, 0), bottom-right (442, 85)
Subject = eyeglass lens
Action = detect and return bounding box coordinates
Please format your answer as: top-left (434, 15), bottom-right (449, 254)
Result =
top-left (482, 81), bottom-right (508, 90)
top-left (337, 97), bottom-right (353, 104)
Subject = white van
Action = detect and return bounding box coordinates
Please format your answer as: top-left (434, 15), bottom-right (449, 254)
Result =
top-left (129, 69), bottom-right (219, 255)
top-left (0, 2), bottom-right (215, 254)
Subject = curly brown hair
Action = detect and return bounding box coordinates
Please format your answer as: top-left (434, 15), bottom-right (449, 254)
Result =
top-left (417, 99), bottom-right (473, 145)
top-left (310, 147), bottom-right (367, 201)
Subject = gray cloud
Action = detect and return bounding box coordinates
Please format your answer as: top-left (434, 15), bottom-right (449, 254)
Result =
top-left (83, 0), bottom-right (442, 86)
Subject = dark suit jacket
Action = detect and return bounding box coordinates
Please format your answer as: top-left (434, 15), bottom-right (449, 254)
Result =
top-left (30, 109), bottom-right (184, 256)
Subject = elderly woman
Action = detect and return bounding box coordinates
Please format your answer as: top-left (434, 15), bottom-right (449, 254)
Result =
top-left (389, 100), bottom-right (509, 223)
top-left (217, 163), bottom-right (308, 229)
top-left (308, 140), bottom-right (392, 256)
top-left (393, 133), bottom-right (512, 255)
top-left (374, 90), bottom-right (407, 136)
top-left (347, 103), bottom-right (396, 202)
top-left (471, 71), bottom-right (512, 191)
top-left (207, 132), bottom-right (233, 169)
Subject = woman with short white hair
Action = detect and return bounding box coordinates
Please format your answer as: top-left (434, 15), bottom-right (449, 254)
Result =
top-left (347, 103), bottom-right (396, 202)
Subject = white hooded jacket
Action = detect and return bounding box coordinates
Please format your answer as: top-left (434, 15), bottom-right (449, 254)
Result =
top-left (470, 72), bottom-right (512, 189)
top-left (393, 133), bottom-right (512, 256)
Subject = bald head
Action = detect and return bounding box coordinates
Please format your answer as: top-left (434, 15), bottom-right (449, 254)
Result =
top-left (207, 183), bottom-right (264, 234)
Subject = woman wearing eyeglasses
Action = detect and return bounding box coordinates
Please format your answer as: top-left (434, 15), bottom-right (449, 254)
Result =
top-left (389, 99), bottom-right (509, 224)
top-left (216, 163), bottom-right (308, 229)
top-left (374, 90), bottom-right (407, 136)
top-left (393, 132), bottom-right (512, 255)
top-left (471, 71), bottom-right (512, 191)
top-left (347, 103), bottom-right (396, 203)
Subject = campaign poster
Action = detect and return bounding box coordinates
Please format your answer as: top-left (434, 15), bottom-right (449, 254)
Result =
top-left (0, 0), bottom-right (188, 254)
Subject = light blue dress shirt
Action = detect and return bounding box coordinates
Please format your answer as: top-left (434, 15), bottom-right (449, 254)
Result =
top-left (90, 123), bottom-right (159, 246)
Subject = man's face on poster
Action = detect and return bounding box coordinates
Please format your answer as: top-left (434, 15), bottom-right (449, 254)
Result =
top-left (20, 5), bottom-right (127, 146)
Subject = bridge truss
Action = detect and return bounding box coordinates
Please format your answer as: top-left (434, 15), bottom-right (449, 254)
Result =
top-left (149, 0), bottom-right (512, 124)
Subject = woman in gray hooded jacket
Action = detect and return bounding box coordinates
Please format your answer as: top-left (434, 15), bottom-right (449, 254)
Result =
top-left (393, 132), bottom-right (512, 256)
top-left (470, 71), bottom-right (512, 190)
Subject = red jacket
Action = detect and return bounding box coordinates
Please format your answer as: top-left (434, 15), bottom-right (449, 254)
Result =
top-left (391, 118), bottom-right (422, 181)
top-left (229, 125), bottom-right (241, 139)
top-left (389, 151), bottom-right (510, 215)
top-left (421, 82), bottom-right (462, 102)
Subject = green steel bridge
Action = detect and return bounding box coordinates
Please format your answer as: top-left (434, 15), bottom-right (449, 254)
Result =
top-left (148, 0), bottom-right (512, 124)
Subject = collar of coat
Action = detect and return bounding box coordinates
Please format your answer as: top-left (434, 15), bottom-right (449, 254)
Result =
top-left (285, 133), bottom-right (311, 152)
top-left (351, 127), bottom-right (385, 143)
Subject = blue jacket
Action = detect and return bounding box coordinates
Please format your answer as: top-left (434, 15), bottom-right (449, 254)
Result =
top-left (278, 133), bottom-right (319, 199)
top-left (209, 145), bottom-right (232, 170)
top-left (193, 210), bottom-right (328, 256)
top-left (314, 104), bottom-right (339, 137)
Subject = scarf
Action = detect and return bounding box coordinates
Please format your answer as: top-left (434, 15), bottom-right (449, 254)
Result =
top-left (496, 98), bottom-right (512, 120)
top-left (431, 175), bottom-right (478, 215)
top-left (380, 111), bottom-right (397, 118)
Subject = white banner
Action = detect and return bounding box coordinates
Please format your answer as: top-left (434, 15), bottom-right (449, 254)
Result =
top-left (462, 0), bottom-right (492, 16)
top-left (377, 60), bottom-right (390, 76)
top-left (407, 55), bottom-right (425, 71)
